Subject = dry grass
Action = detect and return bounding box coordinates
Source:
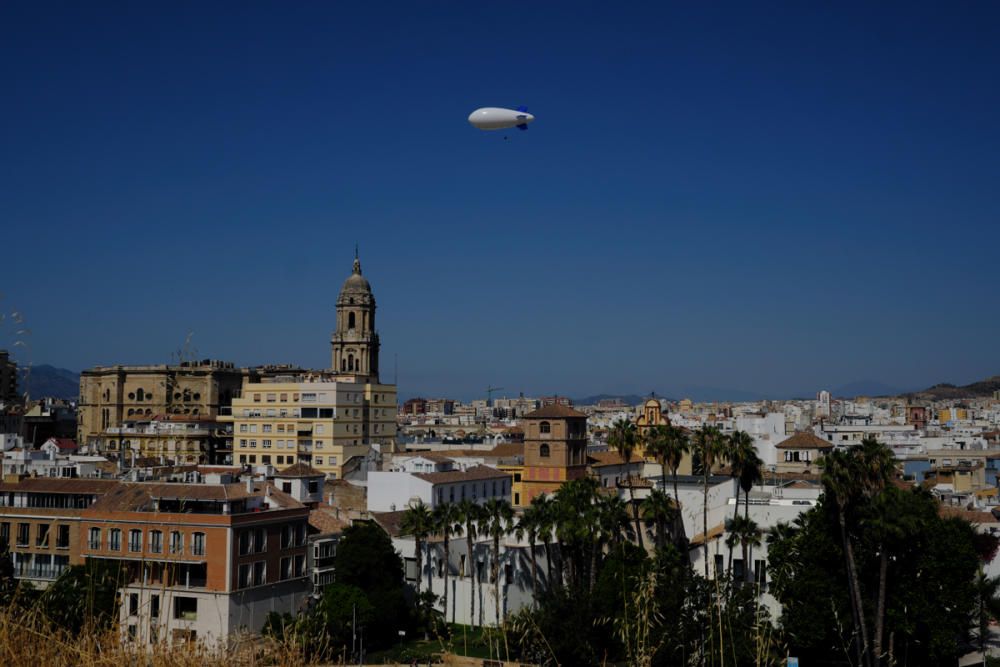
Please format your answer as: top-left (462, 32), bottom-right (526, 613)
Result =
top-left (0, 602), bottom-right (316, 667)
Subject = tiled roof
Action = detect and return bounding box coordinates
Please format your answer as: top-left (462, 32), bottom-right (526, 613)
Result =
top-left (47, 438), bottom-right (78, 450)
top-left (588, 451), bottom-right (627, 467)
top-left (275, 462), bottom-right (325, 478)
top-left (309, 506), bottom-right (350, 535)
top-left (524, 404), bottom-right (587, 419)
top-left (370, 511), bottom-right (407, 538)
top-left (776, 432), bottom-right (834, 450)
top-left (413, 465), bottom-right (511, 485)
top-left (0, 478), bottom-right (118, 494)
top-left (87, 481), bottom-right (304, 512)
top-left (939, 506), bottom-right (999, 523)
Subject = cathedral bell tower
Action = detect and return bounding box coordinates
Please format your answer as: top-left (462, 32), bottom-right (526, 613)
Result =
top-left (331, 253), bottom-right (380, 381)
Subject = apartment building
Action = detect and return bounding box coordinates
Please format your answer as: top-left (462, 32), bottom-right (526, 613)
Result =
top-left (79, 480), bottom-right (311, 646)
top-left (0, 477), bottom-right (119, 585)
top-left (224, 378), bottom-right (396, 479)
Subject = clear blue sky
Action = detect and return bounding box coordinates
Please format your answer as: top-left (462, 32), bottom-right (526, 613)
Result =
top-left (2, 2), bottom-right (999, 401)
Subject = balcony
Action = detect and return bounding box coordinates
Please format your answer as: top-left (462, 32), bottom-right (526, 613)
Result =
top-left (14, 564), bottom-right (67, 580)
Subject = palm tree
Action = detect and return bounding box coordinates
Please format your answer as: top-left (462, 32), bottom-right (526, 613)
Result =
top-left (643, 424), bottom-right (672, 491)
top-left (640, 488), bottom-right (676, 552)
top-left (740, 448), bottom-right (764, 521)
top-left (974, 568), bottom-right (1000, 663)
top-left (724, 514), bottom-right (762, 583)
top-left (514, 500), bottom-right (542, 605)
top-left (531, 494), bottom-right (557, 590)
top-left (609, 418), bottom-right (644, 550)
top-left (820, 447), bottom-right (869, 667)
top-left (481, 498), bottom-right (514, 627)
top-left (432, 502), bottom-right (463, 623)
top-left (727, 430), bottom-right (756, 525)
top-left (454, 499), bottom-right (482, 627)
top-left (400, 500), bottom-right (434, 597)
top-left (725, 430), bottom-right (755, 572)
top-left (693, 425), bottom-right (726, 579)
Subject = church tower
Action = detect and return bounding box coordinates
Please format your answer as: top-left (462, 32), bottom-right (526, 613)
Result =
top-left (331, 253), bottom-right (380, 381)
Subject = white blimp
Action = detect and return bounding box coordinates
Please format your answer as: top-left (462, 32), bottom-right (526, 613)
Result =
top-left (468, 106), bottom-right (535, 131)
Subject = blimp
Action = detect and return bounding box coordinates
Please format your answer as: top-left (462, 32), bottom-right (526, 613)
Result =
top-left (468, 106), bottom-right (535, 131)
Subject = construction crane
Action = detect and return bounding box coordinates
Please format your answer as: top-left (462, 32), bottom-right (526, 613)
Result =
top-left (486, 386), bottom-right (504, 407)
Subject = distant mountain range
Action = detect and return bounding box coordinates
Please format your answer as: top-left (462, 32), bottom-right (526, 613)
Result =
top-left (906, 375), bottom-right (1000, 401)
top-left (17, 365), bottom-right (79, 400)
top-left (828, 380), bottom-right (909, 398)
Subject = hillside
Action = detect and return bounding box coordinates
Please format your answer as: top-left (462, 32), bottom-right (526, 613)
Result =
top-left (17, 364), bottom-right (80, 400)
top-left (907, 375), bottom-right (1000, 400)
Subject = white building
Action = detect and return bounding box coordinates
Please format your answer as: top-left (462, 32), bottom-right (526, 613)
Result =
top-left (367, 465), bottom-right (511, 512)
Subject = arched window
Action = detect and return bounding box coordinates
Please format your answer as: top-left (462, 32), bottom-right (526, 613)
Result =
top-left (348, 354), bottom-right (354, 371)
top-left (341, 358), bottom-right (346, 372)
top-left (539, 421), bottom-right (551, 434)
top-left (136, 388), bottom-right (145, 402)
top-left (348, 312), bottom-right (356, 330)
top-left (539, 444), bottom-right (550, 458)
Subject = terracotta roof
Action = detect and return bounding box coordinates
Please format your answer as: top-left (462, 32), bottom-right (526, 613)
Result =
top-left (413, 465), bottom-right (511, 484)
top-left (309, 506), bottom-right (349, 535)
top-left (588, 451), bottom-right (627, 467)
top-left (524, 404), bottom-right (587, 419)
top-left (370, 511), bottom-right (407, 538)
top-left (776, 432), bottom-right (834, 450)
top-left (617, 475), bottom-right (653, 489)
top-left (86, 481), bottom-right (304, 512)
top-left (47, 438), bottom-right (77, 450)
top-left (0, 478), bottom-right (118, 494)
top-left (689, 522), bottom-right (725, 546)
top-left (275, 462), bottom-right (325, 478)
top-left (486, 442), bottom-right (525, 458)
top-left (939, 506), bottom-right (1000, 523)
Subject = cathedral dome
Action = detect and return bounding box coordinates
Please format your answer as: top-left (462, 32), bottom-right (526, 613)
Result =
top-left (338, 257), bottom-right (374, 302)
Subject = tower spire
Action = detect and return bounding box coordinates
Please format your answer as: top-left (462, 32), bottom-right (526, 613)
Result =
top-left (353, 244), bottom-right (361, 274)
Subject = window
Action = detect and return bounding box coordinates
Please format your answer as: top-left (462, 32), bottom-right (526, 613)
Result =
top-left (129, 529), bottom-right (142, 552)
top-left (128, 593), bottom-right (139, 616)
top-left (34, 523), bottom-right (49, 547)
top-left (540, 421), bottom-right (551, 434)
top-left (151, 594), bottom-right (160, 619)
top-left (296, 523), bottom-right (306, 546)
top-left (110, 529), bottom-right (122, 551)
top-left (263, 440), bottom-right (271, 449)
top-left (170, 531), bottom-right (183, 554)
top-left (0, 523), bottom-right (8, 548)
top-left (192, 532), bottom-right (205, 556)
top-left (308, 480), bottom-right (319, 493)
top-left (56, 525), bottom-right (70, 549)
top-left (315, 456), bottom-right (323, 465)
top-left (240, 424), bottom-right (248, 433)
top-left (294, 555), bottom-right (305, 577)
top-left (150, 530), bottom-right (163, 553)
top-left (281, 524), bottom-right (293, 548)
top-left (263, 424), bottom-right (272, 433)
top-left (239, 530), bottom-right (251, 556)
top-left (254, 527), bottom-right (267, 553)
top-left (250, 440), bottom-right (257, 448)
top-left (87, 526), bottom-right (101, 550)
top-left (539, 444), bottom-right (550, 458)
top-left (174, 596), bottom-right (197, 621)
top-left (253, 561), bottom-right (266, 586)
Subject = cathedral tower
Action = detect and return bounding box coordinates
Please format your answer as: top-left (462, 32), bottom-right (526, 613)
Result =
top-left (331, 253), bottom-right (380, 381)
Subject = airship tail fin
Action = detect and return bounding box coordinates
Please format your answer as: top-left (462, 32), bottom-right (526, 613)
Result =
top-left (516, 123), bottom-right (529, 131)
top-left (516, 105), bottom-right (529, 113)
